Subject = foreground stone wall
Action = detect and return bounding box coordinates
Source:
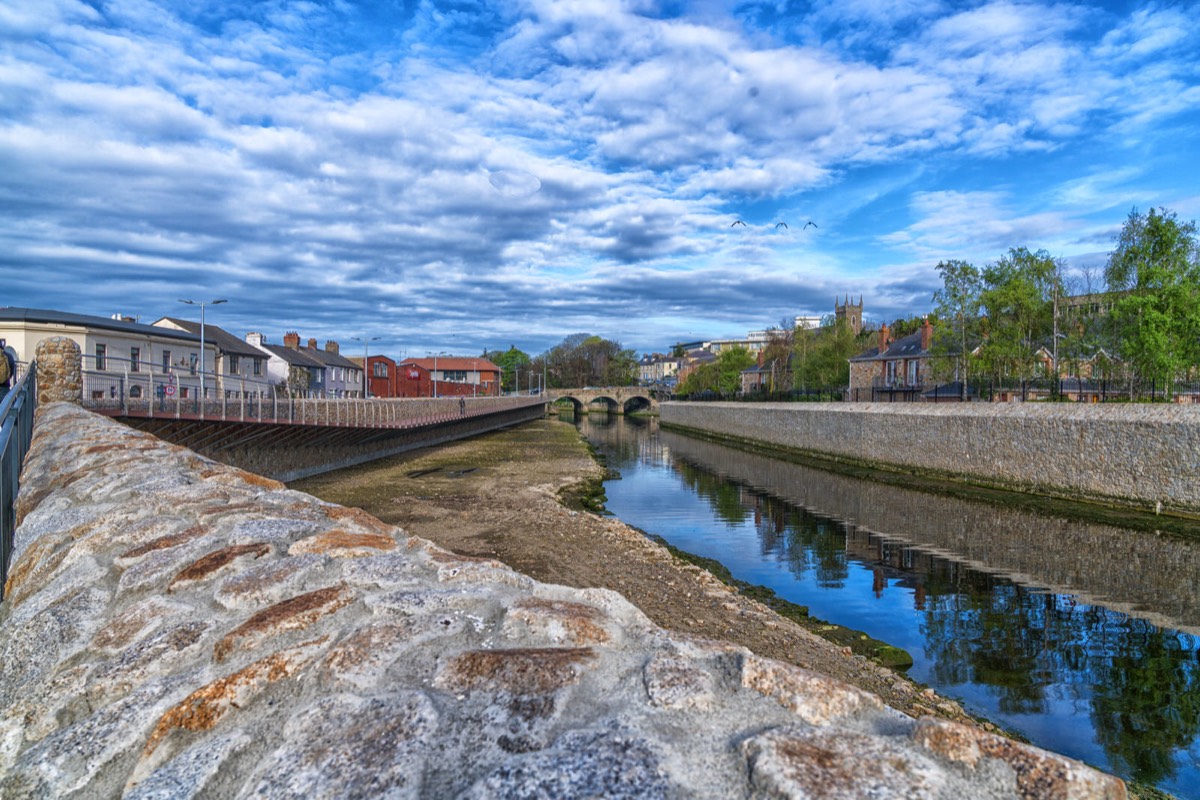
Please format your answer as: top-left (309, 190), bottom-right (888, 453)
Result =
top-left (34, 336), bottom-right (81, 405)
top-left (663, 401), bottom-right (1200, 513)
top-left (0, 404), bottom-right (1124, 798)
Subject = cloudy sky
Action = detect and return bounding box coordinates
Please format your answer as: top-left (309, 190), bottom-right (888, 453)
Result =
top-left (3, 0), bottom-right (1198, 358)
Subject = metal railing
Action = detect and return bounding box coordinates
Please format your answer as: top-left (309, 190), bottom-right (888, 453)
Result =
top-left (79, 355), bottom-right (545, 428)
top-left (2, 360), bottom-right (36, 598)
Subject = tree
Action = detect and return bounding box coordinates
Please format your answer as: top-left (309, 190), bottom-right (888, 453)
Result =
top-left (803, 316), bottom-right (858, 388)
top-left (714, 346), bottom-right (755, 395)
top-left (541, 334), bottom-right (637, 388)
top-left (1105, 207), bottom-right (1200, 398)
top-left (482, 346), bottom-right (531, 393)
top-left (976, 248), bottom-right (1064, 391)
top-left (931, 259), bottom-right (982, 399)
top-left (759, 321), bottom-right (796, 393)
top-left (677, 347), bottom-right (754, 397)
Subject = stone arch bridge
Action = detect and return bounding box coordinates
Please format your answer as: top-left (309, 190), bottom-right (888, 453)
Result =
top-left (547, 387), bottom-right (659, 415)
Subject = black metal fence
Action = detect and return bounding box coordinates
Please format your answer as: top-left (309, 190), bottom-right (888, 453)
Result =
top-left (2, 360), bottom-right (37, 598)
top-left (677, 387), bottom-right (846, 403)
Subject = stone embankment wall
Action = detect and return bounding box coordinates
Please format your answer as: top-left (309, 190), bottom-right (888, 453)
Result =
top-left (0, 404), bottom-right (1124, 798)
top-left (663, 401), bottom-right (1200, 514)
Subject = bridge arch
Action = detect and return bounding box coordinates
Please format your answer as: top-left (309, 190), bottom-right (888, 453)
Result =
top-left (547, 387), bottom-right (658, 416)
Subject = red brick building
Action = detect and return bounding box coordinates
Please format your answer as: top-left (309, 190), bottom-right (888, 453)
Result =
top-left (396, 357), bottom-right (502, 397)
top-left (363, 354), bottom-right (398, 398)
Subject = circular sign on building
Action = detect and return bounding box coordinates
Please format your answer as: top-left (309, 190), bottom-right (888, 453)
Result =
top-left (164, 385), bottom-right (176, 396)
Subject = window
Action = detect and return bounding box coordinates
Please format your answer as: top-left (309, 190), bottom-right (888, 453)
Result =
top-left (228, 355), bottom-right (239, 374)
top-left (885, 361), bottom-right (896, 385)
top-left (95, 343), bottom-right (107, 371)
top-left (373, 362), bottom-right (389, 378)
top-left (189, 353), bottom-right (198, 374)
top-left (444, 369), bottom-right (467, 382)
top-left (163, 350), bottom-right (172, 372)
top-left (252, 358), bottom-right (262, 376)
top-left (130, 346), bottom-right (140, 372)
top-left (907, 360), bottom-right (918, 385)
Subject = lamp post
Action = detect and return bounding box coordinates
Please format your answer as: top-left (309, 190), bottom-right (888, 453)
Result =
top-left (179, 298), bottom-right (226, 417)
top-left (352, 336), bottom-right (381, 398)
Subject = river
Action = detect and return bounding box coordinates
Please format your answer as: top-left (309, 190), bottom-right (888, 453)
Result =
top-left (574, 412), bottom-right (1200, 799)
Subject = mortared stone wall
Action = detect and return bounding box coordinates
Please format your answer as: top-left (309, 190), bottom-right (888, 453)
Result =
top-left (0, 404), bottom-right (1125, 798)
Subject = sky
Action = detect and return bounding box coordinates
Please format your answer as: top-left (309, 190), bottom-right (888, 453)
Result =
top-left (2, 0), bottom-right (1198, 359)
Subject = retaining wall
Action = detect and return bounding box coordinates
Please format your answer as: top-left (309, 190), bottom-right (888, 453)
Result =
top-left (0, 404), bottom-right (1123, 798)
top-left (661, 401), bottom-right (1200, 514)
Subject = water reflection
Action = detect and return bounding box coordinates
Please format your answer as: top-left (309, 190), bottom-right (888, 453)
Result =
top-left (575, 413), bottom-right (1200, 797)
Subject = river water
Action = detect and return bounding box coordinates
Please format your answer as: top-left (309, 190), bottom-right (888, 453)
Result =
top-left (574, 412), bottom-right (1200, 798)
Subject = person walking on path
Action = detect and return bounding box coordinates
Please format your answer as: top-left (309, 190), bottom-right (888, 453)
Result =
top-left (459, 396), bottom-right (466, 416)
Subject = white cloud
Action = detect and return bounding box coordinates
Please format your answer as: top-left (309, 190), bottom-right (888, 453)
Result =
top-left (0, 0), bottom-right (1196, 354)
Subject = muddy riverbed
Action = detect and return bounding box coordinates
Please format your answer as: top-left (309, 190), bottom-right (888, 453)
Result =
top-left (291, 418), bottom-right (999, 726)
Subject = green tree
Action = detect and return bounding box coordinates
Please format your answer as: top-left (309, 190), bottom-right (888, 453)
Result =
top-left (974, 248), bottom-right (1063, 391)
top-left (482, 346), bottom-right (531, 393)
top-left (931, 259), bottom-right (982, 399)
top-left (803, 317), bottom-right (859, 388)
top-left (678, 347), bottom-right (754, 397)
top-left (788, 316), bottom-right (861, 392)
top-left (1105, 207), bottom-right (1200, 398)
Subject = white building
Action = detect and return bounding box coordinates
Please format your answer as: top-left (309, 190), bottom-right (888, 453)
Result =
top-left (0, 307), bottom-right (210, 402)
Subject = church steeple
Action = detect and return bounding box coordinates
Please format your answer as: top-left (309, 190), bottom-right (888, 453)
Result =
top-left (835, 294), bottom-right (863, 335)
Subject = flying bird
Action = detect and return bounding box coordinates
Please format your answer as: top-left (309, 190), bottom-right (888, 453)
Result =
top-left (803, 221), bottom-right (818, 229)
top-left (731, 220), bottom-right (746, 227)
top-left (775, 222), bottom-right (788, 229)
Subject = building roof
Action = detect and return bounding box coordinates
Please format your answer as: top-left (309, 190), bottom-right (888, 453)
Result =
top-left (400, 357), bottom-right (500, 372)
top-left (257, 343), bottom-right (327, 369)
top-left (299, 345), bottom-right (361, 370)
top-left (849, 330), bottom-right (930, 362)
top-left (153, 318), bottom-right (264, 357)
top-left (1, 307), bottom-right (200, 344)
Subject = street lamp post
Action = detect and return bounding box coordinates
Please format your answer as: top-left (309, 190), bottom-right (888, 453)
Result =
top-left (352, 336), bottom-right (381, 398)
top-left (179, 298), bottom-right (226, 417)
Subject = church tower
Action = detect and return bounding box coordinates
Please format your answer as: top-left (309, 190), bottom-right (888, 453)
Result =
top-left (835, 294), bottom-right (863, 335)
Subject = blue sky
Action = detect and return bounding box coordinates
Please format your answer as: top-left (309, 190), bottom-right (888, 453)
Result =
top-left (2, 0), bottom-right (1198, 358)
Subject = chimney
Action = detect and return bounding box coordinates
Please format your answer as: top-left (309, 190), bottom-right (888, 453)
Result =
top-left (920, 318), bottom-right (933, 351)
top-left (325, 340), bottom-right (339, 355)
top-left (307, 338), bottom-right (318, 350)
top-left (246, 332), bottom-right (265, 347)
top-left (879, 323), bottom-right (890, 354)
top-left (283, 332), bottom-right (300, 349)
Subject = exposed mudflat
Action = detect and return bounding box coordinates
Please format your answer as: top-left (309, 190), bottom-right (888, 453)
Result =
top-left (292, 418), bottom-right (991, 727)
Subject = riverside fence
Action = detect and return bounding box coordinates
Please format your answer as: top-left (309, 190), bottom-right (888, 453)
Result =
top-left (1, 360), bottom-right (36, 596)
top-left (79, 355), bottom-right (544, 429)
